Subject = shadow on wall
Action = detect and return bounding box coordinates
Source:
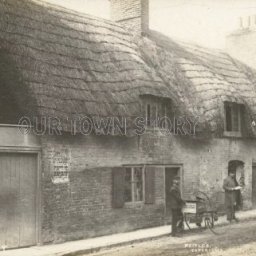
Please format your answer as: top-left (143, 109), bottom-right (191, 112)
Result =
top-left (0, 49), bottom-right (35, 124)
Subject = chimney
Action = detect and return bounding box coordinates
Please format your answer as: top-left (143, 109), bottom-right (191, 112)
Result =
top-left (238, 16), bottom-right (256, 30)
top-left (110, 0), bottom-right (149, 36)
top-left (239, 17), bottom-right (243, 29)
top-left (248, 16), bottom-right (251, 27)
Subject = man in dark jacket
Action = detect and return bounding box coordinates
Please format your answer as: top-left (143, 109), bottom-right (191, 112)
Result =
top-left (223, 171), bottom-right (240, 222)
top-left (170, 176), bottom-right (185, 236)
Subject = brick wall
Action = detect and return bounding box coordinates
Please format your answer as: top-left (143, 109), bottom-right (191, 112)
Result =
top-left (140, 133), bottom-right (256, 209)
top-left (110, 0), bottom-right (149, 35)
top-left (41, 134), bottom-right (165, 243)
top-left (40, 132), bottom-right (256, 243)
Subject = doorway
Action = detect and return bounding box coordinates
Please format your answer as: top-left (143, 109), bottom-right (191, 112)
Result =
top-left (165, 167), bottom-right (181, 223)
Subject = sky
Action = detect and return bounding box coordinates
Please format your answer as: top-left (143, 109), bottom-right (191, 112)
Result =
top-left (46, 0), bottom-right (256, 49)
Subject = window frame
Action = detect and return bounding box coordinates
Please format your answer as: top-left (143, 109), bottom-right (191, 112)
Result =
top-left (143, 96), bottom-right (172, 129)
top-left (124, 166), bottom-right (145, 204)
top-left (145, 103), bottom-right (158, 128)
top-left (224, 102), bottom-right (243, 137)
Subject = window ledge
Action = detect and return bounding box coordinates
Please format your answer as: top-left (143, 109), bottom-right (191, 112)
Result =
top-left (124, 201), bottom-right (144, 208)
top-left (223, 131), bottom-right (242, 138)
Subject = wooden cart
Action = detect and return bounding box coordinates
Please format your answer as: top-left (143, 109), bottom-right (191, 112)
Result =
top-left (182, 192), bottom-right (219, 232)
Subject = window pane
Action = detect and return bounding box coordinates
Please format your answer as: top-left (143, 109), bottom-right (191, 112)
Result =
top-left (124, 168), bottom-right (132, 202)
top-left (232, 104), bottom-right (239, 131)
top-left (133, 167), bottom-right (143, 201)
top-left (158, 102), bottom-right (164, 119)
top-left (146, 104), bottom-right (151, 126)
top-left (225, 104), bottom-right (232, 131)
top-left (162, 104), bottom-right (168, 129)
top-left (151, 105), bottom-right (157, 127)
top-left (158, 103), bottom-right (165, 128)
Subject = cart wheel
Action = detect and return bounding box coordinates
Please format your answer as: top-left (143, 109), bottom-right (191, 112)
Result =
top-left (205, 214), bottom-right (231, 236)
top-left (183, 213), bottom-right (192, 231)
top-left (205, 217), bottom-right (213, 228)
top-left (176, 219), bottom-right (184, 233)
top-left (196, 213), bottom-right (205, 231)
top-left (211, 213), bottom-right (216, 227)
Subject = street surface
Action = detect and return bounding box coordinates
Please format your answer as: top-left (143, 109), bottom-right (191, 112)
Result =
top-left (87, 219), bottom-right (256, 256)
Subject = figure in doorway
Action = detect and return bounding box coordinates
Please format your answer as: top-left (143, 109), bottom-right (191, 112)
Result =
top-left (223, 170), bottom-right (241, 222)
top-left (235, 164), bottom-right (245, 210)
top-left (169, 176), bottom-right (185, 237)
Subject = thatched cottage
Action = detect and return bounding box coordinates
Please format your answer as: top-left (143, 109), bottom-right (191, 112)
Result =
top-left (1, 0), bottom-right (256, 248)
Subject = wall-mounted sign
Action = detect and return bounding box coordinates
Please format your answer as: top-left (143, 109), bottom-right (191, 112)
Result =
top-left (51, 150), bottom-right (71, 184)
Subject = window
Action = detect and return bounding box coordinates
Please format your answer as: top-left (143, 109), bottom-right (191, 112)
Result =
top-left (224, 102), bottom-right (244, 135)
top-left (125, 167), bottom-right (144, 202)
top-left (146, 104), bottom-right (151, 127)
top-left (158, 101), bottom-right (171, 129)
top-left (112, 166), bottom-right (155, 208)
top-left (146, 103), bottom-right (157, 127)
top-left (143, 96), bottom-right (172, 128)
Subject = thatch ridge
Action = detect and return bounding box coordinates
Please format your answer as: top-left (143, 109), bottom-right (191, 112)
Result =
top-left (31, 0), bottom-right (126, 29)
top-left (0, 18), bottom-right (137, 54)
top-left (1, 14), bottom-right (135, 49)
top-left (7, 0), bottom-right (129, 31)
top-left (3, 0), bottom-right (132, 39)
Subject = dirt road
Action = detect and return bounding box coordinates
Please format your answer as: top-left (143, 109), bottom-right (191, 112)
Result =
top-left (87, 220), bottom-right (256, 256)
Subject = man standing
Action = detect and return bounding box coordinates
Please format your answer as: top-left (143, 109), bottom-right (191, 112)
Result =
top-left (223, 171), bottom-right (240, 222)
top-left (170, 176), bottom-right (185, 236)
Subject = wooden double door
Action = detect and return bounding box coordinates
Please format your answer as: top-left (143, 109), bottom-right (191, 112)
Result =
top-left (0, 153), bottom-right (38, 248)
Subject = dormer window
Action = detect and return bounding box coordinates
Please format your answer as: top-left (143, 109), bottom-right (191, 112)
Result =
top-left (224, 102), bottom-right (244, 136)
top-left (142, 95), bottom-right (172, 128)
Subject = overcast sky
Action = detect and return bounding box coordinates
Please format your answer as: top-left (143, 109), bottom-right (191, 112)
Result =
top-left (46, 0), bottom-right (256, 49)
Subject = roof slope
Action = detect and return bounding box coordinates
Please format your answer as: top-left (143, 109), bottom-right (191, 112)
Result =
top-left (139, 31), bottom-right (256, 136)
top-left (0, 0), bottom-right (174, 131)
top-left (1, 0), bottom-right (256, 136)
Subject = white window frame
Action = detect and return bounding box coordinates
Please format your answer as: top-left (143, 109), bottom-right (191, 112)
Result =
top-left (224, 102), bottom-right (243, 137)
top-left (124, 166), bottom-right (145, 204)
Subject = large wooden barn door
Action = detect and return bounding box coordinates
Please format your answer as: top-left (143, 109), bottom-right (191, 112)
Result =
top-left (0, 153), bottom-right (37, 248)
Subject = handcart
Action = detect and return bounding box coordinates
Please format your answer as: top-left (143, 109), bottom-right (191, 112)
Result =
top-left (182, 191), bottom-right (219, 233)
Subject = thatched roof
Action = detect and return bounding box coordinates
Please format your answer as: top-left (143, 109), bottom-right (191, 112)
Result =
top-left (1, 0), bottom-right (256, 136)
top-left (138, 31), bottom-right (256, 136)
top-left (0, 0), bottom-right (174, 131)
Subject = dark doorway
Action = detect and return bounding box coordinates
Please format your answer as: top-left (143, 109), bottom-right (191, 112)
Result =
top-left (228, 160), bottom-right (245, 185)
top-left (228, 160), bottom-right (244, 210)
top-left (165, 167), bottom-right (181, 223)
top-left (252, 165), bottom-right (256, 208)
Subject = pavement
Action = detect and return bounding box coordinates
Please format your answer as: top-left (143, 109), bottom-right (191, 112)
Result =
top-left (1, 209), bottom-right (256, 256)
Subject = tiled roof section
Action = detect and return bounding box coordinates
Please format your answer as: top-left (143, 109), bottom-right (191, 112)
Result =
top-left (140, 30), bottom-right (256, 135)
top-left (0, 0), bottom-right (173, 131)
